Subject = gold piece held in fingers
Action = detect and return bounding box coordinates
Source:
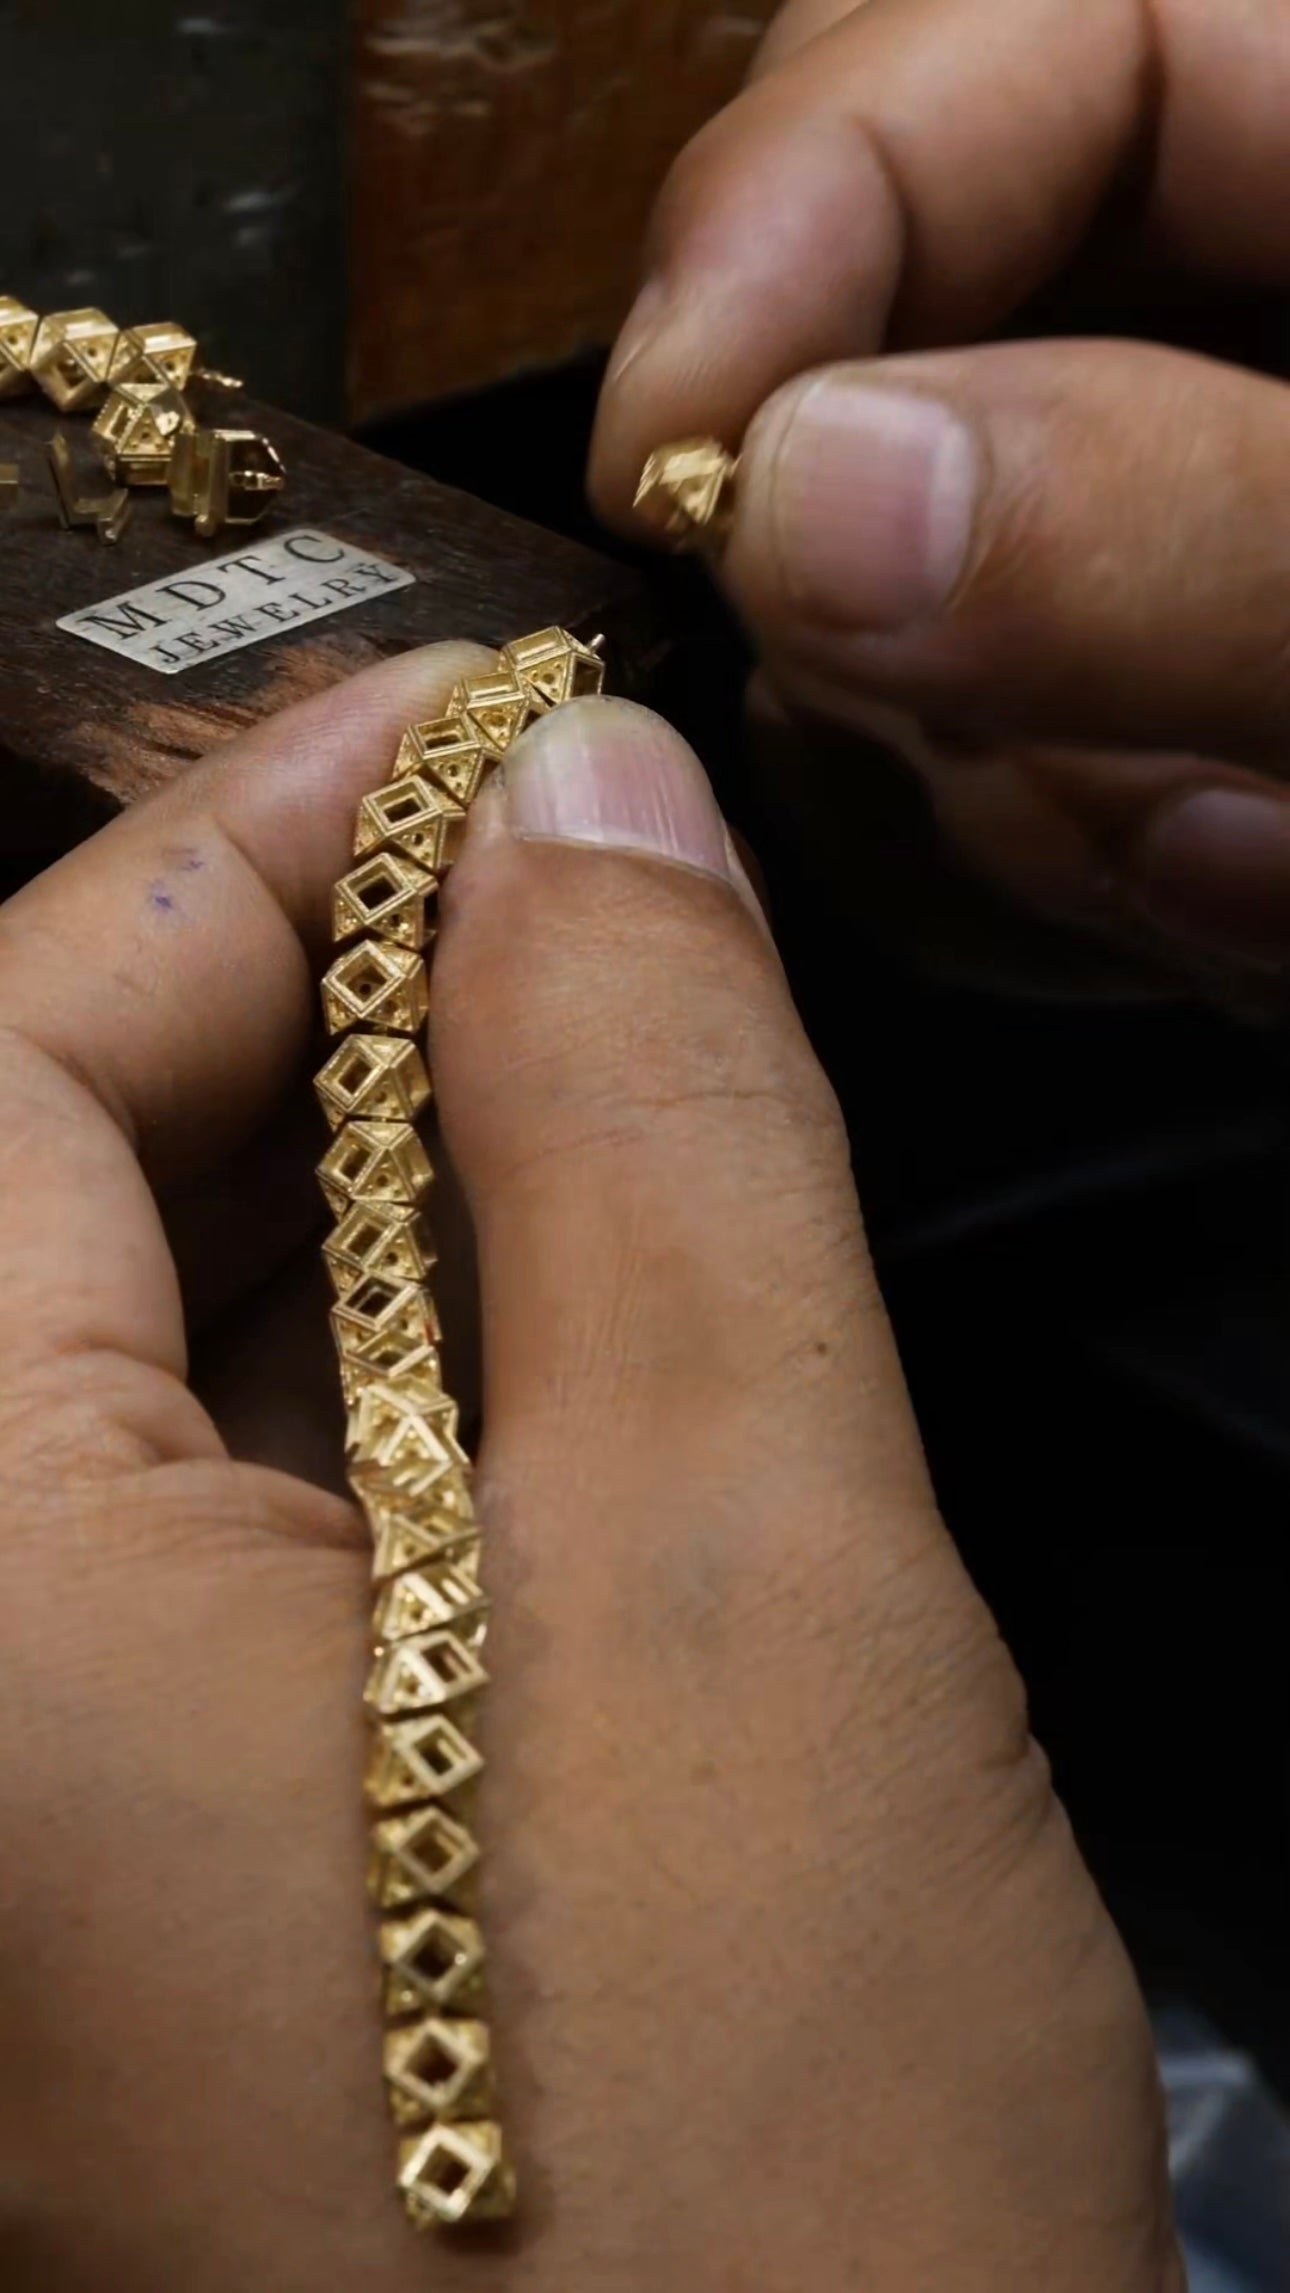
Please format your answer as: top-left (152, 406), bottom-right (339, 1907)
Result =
top-left (635, 435), bottom-right (739, 550)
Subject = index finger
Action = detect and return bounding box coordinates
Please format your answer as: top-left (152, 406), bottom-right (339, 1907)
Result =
top-left (591, 0), bottom-right (1290, 521)
top-left (0, 642), bottom-right (488, 1405)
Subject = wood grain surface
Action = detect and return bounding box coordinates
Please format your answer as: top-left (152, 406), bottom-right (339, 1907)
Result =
top-left (351, 0), bottom-right (777, 421)
top-left (0, 392), bottom-right (660, 853)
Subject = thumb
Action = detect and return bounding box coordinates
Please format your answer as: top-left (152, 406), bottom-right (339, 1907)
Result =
top-left (423, 700), bottom-right (1174, 2291)
top-left (431, 693), bottom-right (944, 1588)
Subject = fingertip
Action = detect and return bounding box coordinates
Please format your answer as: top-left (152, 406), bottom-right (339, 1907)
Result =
top-left (458, 695), bottom-right (765, 921)
top-left (591, 102), bottom-right (898, 533)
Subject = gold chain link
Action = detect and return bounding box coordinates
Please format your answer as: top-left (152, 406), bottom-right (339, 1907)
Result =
top-left (316, 628), bottom-right (607, 2231)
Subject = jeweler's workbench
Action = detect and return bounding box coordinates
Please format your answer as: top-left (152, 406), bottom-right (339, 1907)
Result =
top-left (0, 392), bottom-right (661, 854)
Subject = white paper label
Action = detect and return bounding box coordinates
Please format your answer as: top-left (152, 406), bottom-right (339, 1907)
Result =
top-left (56, 529), bottom-right (417, 675)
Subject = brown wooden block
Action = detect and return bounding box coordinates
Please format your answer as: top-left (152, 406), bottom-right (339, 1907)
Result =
top-left (351, 0), bottom-right (778, 421)
top-left (0, 393), bottom-right (660, 854)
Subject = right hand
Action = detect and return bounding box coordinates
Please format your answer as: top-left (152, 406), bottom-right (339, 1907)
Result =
top-left (593, 0), bottom-right (1290, 1002)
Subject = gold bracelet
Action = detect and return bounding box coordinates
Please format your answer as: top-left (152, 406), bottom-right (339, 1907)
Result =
top-left (316, 627), bottom-right (606, 2231)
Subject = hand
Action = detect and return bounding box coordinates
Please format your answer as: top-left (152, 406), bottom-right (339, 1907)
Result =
top-left (0, 652), bottom-right (1179, 2289)
top-left (593, 0), bottom-right (1290, 998)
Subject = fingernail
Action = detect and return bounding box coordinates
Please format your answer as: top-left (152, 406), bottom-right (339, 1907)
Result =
top-left (502, 696), bottom-right (743, 895)
top-left (765, 376), bottom-right (978, 628)
top-left (1126, 786), bottom-right (1290, 959)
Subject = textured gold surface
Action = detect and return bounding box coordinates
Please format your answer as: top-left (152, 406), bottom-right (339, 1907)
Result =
top-left (317, 632), bottom-right (606, 2228)
top-left (108, 319), bottom-right (198, 391)
top-left (322, 943), bottom-right (430, 1040)
top-left (92, 379), bottom-right (193, 486)
top-left (46, 432), bottom-right (131, 545)
top-left (0, 296), bottom-right (37, 400)
top-left (635, 436), bottom-right (739, 550)
top-left (30, 307), bottom-right (118, 411)
top-left (168, 423), bottom-right (286, 538)
top-left (397, 2121), bottom-right (516, 2228)
top-left (4, 292), bottom-right (286, 537)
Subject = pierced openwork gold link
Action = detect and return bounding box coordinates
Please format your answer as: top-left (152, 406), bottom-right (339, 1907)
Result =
top-left (317, 630), bottom-right (606, 2232)
top-left (2, 288), bottom-right (286, 540)
top-left (634, 436), bottom-right (740, 551)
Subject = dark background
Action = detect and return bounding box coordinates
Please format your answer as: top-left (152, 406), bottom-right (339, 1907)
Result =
top-left (0, 1), bottom-right (346, 418)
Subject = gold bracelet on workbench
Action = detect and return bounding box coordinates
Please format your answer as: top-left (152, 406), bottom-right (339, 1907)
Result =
top-left (316, 627), bottom-right (606, 2232)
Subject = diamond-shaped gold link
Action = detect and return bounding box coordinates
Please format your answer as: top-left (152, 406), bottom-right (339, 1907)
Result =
top-left (92, 380), bottom-right (192, 485)
top-left (317, 1120), bottom-right (433, 1219)
top-left (398, 2122), bottom-right (515, 2228)
top-left (383, 2015), bottom-right (493, 2126)
top-left (394, 709), bottom-right (491, 807)
top-left (332, 852), bottom-right (435, 949)
top-left (503, 626), bottom-right (606, 710)
top-left (380, 1907), bottom-right (486, 2019)
top-left (366, 1632), bottom-right (488, 1727)
top-left (354, 1472), bottom-right (478, 1581)
top-left (369, 1803), bottom-right (482, 1912)
top-left (634, 436), bottom-right (739, 549)
top-left (108, 319), bottom-right (197, 390)
top-left (325, 1201), bottom-right (436, 1300)
top-left (333, 1276), bottom-right (439, 1360)
top-left (461, 669), bottom-right (538, 757)
top-left (322, 941), bottom-right (428, 1037)
top-left (315, 1034), bottom-right (431, 1130)
top-left (0, 297), bottom-right (38, 399)
top-left (346, 1378), bottom-right (465, 1482)
top-left (30, 308), bottom-right (118, 411)
top-left (365, 1712), bottom-right (484, 1811)
top-left (355, 776), bottom-right (469, 873)
top-left (373, 1547), bottom-right (487, 1648)
top-left (338, 1343), bottom-right (444, 1412)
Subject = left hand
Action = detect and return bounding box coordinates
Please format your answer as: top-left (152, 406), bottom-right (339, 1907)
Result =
top-left (0, 649), bottom-right (1178, 2290)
